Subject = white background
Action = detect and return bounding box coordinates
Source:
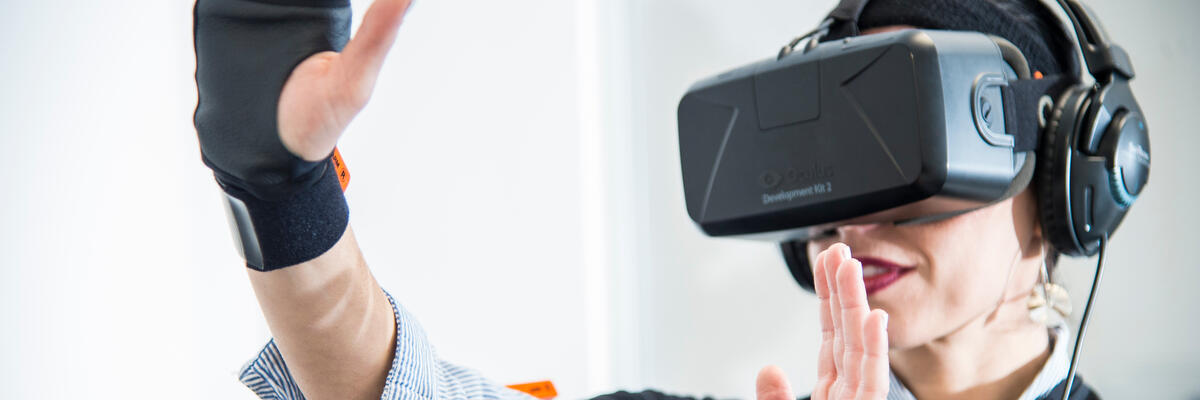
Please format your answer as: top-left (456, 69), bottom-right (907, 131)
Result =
top-left (1, 0), bottom-right (1198, 399)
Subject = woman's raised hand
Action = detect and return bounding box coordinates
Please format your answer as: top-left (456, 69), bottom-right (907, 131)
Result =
top-left (756, 243), bottom-right (890, 400)
top-left (277, 0), bottom-right (413, 161)
top-left (813, 243), bottom-right (891, 399)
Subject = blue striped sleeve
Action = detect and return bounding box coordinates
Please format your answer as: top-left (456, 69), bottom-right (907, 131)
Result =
top-left (239, 290), bottom-right (536, 400)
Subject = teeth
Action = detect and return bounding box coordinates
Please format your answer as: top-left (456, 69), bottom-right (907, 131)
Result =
top-left (862, 266), bottom-right (888, 277)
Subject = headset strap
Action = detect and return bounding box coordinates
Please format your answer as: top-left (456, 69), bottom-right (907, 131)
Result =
top-left (1004, 75), bottom-right (1071, 152)
top-left (823, 0), bottom-right (869, 39)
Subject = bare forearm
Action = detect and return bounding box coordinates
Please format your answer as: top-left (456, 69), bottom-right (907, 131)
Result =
top-left (248, 225), bottom-right (395, 400)
top-left (193, 0), bottom-right (412, 396)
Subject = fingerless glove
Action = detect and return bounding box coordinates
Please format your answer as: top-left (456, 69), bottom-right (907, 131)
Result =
top-left (193, 0), bottom-right (352, 271)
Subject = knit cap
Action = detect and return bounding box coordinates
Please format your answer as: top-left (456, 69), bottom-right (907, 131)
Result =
top-left (821, 0), bottom-right (1079, 77)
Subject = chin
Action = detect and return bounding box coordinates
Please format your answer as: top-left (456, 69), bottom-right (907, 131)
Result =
top-left (867, 282), bottom-right (931, 350)
top-left (881, 317), bottom-right (931, 350)
top-left (886, 331), bottom-right (922, 350)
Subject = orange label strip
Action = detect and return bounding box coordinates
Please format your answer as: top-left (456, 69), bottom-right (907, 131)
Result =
top-left (507, 381), bottom-right (557, 399)
top-left (331, 147), bottom-right (350, 191)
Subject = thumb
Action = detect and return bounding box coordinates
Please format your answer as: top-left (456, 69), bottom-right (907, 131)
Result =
top-left (756, 366), bottom-right (795, 400)
top-left (339, 0), bottom-right (413, 90)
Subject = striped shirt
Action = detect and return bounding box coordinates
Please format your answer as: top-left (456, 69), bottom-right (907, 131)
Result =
top-left (239, 291), bottom-right (535, 400)
top-left (240, 292), bottom-right (1071, 400)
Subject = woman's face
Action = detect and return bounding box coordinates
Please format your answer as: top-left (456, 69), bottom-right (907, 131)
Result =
top-left (807, 188), bottom-right (1044, 349)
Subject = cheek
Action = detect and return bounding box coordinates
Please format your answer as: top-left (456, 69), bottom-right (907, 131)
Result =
top-left (929, 242), bottom-right (1005, 308)
top-left (880, 210), bottom-right (1022, 347)
top-left (884, 256), bottom-right (1008, 347)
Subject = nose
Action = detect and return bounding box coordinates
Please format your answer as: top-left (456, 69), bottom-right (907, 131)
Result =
top-left (835, 223), bottom-right (888, 238)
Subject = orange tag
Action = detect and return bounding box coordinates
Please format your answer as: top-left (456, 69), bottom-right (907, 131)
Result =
top-left (507, 381), bottom-right (557, 399)
top-left (331, 147), bottom-right (350, 191)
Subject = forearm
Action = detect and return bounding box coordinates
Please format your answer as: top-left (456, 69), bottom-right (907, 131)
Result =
top-left (248, 225), bottom-right (395, 400)
top-left (192, 0), bottom-right (509, 398)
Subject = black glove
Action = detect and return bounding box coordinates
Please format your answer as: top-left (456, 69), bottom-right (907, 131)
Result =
top-left (193, 0), bottom-right (352, 271)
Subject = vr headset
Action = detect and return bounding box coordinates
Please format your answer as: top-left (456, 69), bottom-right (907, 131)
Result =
top-left (677, 0), bottom-right (1149, 292)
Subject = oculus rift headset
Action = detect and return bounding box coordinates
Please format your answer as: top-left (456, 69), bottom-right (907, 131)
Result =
top-left (676, 0), bottom-right (1149, 293)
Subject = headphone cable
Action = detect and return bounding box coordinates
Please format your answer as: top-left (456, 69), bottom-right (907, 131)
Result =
top-left (1061, 234), bottom-right (1107, 400)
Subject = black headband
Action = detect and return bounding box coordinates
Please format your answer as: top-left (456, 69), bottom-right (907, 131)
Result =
top-left (821, 0), bottom-right (1079, 77)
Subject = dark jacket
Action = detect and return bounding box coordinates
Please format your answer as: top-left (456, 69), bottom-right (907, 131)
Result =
top-left (589, 376), bottom-right (1099, 400)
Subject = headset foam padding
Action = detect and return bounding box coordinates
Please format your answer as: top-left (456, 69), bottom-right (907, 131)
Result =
top-left (780, 240), bottom-right (816, 293)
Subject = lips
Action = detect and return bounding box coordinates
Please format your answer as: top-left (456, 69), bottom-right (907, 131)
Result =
top-left (855, 256), bottom-right (915, 296)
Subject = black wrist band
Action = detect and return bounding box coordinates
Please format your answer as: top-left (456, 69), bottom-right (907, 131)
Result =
top-left (221, 158), bottom-right (349, 271)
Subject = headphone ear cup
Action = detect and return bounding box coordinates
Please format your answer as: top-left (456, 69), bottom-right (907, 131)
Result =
top-left (1038, 86), bottom-right (1090, 256)
top-left (780, 240), bottom-right (816, 293)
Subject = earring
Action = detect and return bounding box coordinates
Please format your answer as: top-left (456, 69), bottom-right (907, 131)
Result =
top-left (1028, 261), bottom-right (1072, 325)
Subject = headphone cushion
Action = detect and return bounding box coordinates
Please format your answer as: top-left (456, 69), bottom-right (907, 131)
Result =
top-left (780, 240), bottom-right (816, 293)
top-left (1037, 87), bottom-right (1088, 256)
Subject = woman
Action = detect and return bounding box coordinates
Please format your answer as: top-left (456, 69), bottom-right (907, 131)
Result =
top-left (759, 2), bottom-right (1098, 397)
top-left (749, 0), bottom-right (1101, 396)
top-left (193, 0), bottom-right (1104, 399)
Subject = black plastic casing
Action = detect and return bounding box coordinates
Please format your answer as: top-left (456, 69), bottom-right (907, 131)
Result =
top-left (677, 30), bottom-right (1029, 241)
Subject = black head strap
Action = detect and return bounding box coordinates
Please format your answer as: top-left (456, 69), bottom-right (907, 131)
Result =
top-left (1005, 75), bottom-right (1070, 151)
top-left (823, 0), bottom-right (870, 39)
top-left (1056, 0), bottom-right (1133, 80)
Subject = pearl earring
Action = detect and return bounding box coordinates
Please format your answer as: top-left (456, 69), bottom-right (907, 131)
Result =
top-left (1028, 261), bottom-right (1072, 325)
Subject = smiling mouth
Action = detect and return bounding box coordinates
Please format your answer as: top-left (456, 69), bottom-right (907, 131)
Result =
top-left (856, 256), bottom-right (916, 296)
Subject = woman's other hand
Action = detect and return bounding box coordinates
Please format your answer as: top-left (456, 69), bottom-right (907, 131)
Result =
top-left (756, 243), bottom-right (890, 400)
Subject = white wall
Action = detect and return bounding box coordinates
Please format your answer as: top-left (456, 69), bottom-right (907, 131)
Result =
top-left (0, 0), bottom-right (605, 398)
top-left (612, 0), bottom-right (1200, 399)
top-left (2, 0), bottom-right (1199, 399)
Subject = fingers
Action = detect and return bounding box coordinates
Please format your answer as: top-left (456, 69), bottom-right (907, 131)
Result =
top-left (815, 243), bottom-right (888, 400)
top-left (812, 248), bottom-right (836, 399)
top-left (856, 310), bottom-right (890, 400)
top-left (823, 243), bottom-right (850, 397)
top-left (339, 0), bottom-right (413, 98)
top-left (755, 366), bottom-right (795, 400)
top-left (837, 257), bottom-right (870, 390)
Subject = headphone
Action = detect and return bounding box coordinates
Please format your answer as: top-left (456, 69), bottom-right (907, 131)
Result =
top-left (781, 0), bottom-right (1150, 293)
